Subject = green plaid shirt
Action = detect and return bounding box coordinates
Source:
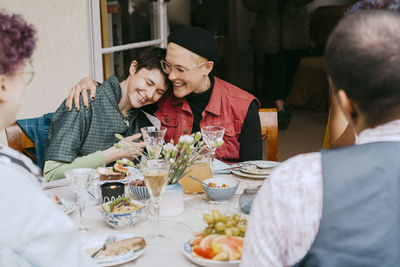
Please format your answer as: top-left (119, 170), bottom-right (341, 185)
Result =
top-left (44, 75), bottom-right (152, 163)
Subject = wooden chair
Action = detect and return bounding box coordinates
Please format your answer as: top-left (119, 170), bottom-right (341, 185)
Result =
top-left (5, 122), bottom-right (37, 163)
top-left (259, 108), bottom-right (278, 161)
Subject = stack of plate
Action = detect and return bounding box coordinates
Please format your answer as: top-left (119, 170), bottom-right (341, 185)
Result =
top-left (231, 160), bottom-right (281, 179)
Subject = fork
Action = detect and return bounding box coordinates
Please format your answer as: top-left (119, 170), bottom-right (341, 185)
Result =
top-left (91, 235), bottom-right (116, 258)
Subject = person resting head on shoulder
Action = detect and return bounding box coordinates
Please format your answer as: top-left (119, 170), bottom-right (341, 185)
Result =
top-left (44, 47), bottom-right (171, 181)
top-left (64, 27), bottom-right (263, 163)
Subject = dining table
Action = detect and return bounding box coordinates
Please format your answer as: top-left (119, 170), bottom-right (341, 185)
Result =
top-left (44, 171), bottom-right (266, 267)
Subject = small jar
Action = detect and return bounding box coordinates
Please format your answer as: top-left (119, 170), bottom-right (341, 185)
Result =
top-left (239, 187), bottom-right (259, 214)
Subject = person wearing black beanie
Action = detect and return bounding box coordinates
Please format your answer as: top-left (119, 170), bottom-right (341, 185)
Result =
top-left (155, 26), bottom-right (262, 162)
top-left (66, 26), bottom-right (263, 163)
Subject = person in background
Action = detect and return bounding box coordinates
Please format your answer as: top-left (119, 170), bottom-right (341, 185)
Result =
top-left (65, 27), bottom-right (262, 163)
top-left (44, 47), bottom-right (169, 181)
top-left (242, 0), bottom-right (314, 129)
top-left (327, 0), bottom-right (400, 148)
top-left (242, 10), bottom-right (400, 266)
top-left (0, 11), bottom-right (96, 266)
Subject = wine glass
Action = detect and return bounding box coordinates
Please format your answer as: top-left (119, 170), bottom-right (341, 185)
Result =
top-left (140, 126), bottom-right (167, 159)
top-left (201, 126), bottom-right (225, 174)
top-left (140, 159), bottom-right (170, 241)
top-left (65, 168), bottom-right (97, 232)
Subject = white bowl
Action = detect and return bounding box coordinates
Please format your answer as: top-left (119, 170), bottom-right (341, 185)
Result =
top-left (202, 177), bottom-right (239, 202)
top-left (99, 199), bottom-right (145, 228)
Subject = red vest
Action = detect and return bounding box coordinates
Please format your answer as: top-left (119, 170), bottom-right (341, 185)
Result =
top-left (155, 77), bottom-right (258, 162)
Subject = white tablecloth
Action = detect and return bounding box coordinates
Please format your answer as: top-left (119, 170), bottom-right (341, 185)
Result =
top-left (46, 174), bottom-right (264, 266)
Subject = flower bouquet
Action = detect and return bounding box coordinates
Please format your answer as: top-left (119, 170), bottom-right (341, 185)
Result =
top-left (141, 132), bottom-right (223, 184)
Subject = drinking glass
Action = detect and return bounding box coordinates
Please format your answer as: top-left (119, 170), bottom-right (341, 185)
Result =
top-left (140, 159), bottom-right (170, 241)
top-left (65, 168), bottom-right (97, 232)
top-left (201, 126), bottom-right (225, 174)
top-left (140, 126), bottom-right (167, 159)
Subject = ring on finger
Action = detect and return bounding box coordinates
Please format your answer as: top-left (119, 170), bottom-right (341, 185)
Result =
top-left (81, 88), bottom-right (87, 93)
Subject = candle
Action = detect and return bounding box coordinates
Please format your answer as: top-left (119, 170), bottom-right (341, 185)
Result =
top-left (101, 182), bottom-right (125, 203)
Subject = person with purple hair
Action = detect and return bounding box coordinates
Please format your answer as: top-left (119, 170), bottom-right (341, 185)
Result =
top-left (0, 11), bottom-right (96, 266)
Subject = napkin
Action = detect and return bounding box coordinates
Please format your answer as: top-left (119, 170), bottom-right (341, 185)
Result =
top-left (213, 159), bottom-right (231, 174)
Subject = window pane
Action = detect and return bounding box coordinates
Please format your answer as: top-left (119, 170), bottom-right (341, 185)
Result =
top-left (102, 0), bottom-right (156, 48)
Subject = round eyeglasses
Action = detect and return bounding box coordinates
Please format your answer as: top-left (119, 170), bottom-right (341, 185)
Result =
top-left (14, 61), bottom-right (35, 86)
top-left (160, 59), bottom-right (207, 76)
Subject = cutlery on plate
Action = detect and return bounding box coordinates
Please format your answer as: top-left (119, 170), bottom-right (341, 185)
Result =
top-left (91, 235), bottom-right (116, 258)
top-left (214, 166), bottom-right (242, 172)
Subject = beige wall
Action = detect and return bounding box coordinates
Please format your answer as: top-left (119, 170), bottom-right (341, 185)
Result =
top-left (2, 0), bottom-right (92, 120)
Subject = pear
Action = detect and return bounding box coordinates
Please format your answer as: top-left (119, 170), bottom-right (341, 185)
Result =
top-left (212, 251), bottom-right (229, 261)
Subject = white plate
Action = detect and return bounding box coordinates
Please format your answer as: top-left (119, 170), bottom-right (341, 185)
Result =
top-left (231, 169), bottom-right (269, 179)
top-left (241, 160), bottom-right (281, 169)
top-left (61, 198), bottom-right (76, 215)
top-left (239, 165), bottom-right (273, 176)
top-left (182, 240), bottom-right (240, 267)
top-left (82, 234), bottom-right (145, 267)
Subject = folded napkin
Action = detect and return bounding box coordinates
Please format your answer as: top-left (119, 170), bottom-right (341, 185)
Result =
top-left (213, 159), bottom-right (232, 174)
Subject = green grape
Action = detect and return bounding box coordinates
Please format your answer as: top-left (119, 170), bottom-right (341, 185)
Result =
top-left (203, 213), bottom-right (213, 224)
top-left (212, 209), bottom-right (220, 221)
top-left (212, 209), bottom-right (220, 216)
top-left (215, 222), bottom-right (226, 232)
top-left (211, 228), bottom-right (217, 234)
top-left (219, 214), bottom-right (228, 223)
top-left (224, 228), bottom-right (233, 236)
top-left (239, 219), bottom-right (247, 225)
top-left (212, 213), bottom-right (220, 221)
top-left (231, 227), bottom-right (240, 236)
top-left (203, 227), bottom-right (212, 236)
top-left (233, 213), bottom-right (241, 222)
top-left (226, 220), bottom-right (235, 227)
top-left (238, 223), bottom-right (247, 233)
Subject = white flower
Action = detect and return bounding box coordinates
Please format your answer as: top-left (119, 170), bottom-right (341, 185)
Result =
top-left (179, 135), bottom-right (194, 144)
top-left (169, 158), bottom-right (175, 164)
top-left (163, 143), bottom-right (177, 151)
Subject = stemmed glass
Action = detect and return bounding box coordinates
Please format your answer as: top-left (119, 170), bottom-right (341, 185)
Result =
top-left (140, 126), bottom-right (167, 159)
top-left (140, 159), bottom-right (170, 242)
top-left (65, 168), bottom-right (97, 232)
top-left (201, 126), bottom-right (225, 174)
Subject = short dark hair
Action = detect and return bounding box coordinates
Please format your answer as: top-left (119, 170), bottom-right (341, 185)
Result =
top-left (0, 11), bottom-right (36, 75)
top-left (123, 47), bottom-right (171, 90)
top-left (325, 10), bottom-right (400, 125)
top-left (347, 0), bottom-right (400, 14)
